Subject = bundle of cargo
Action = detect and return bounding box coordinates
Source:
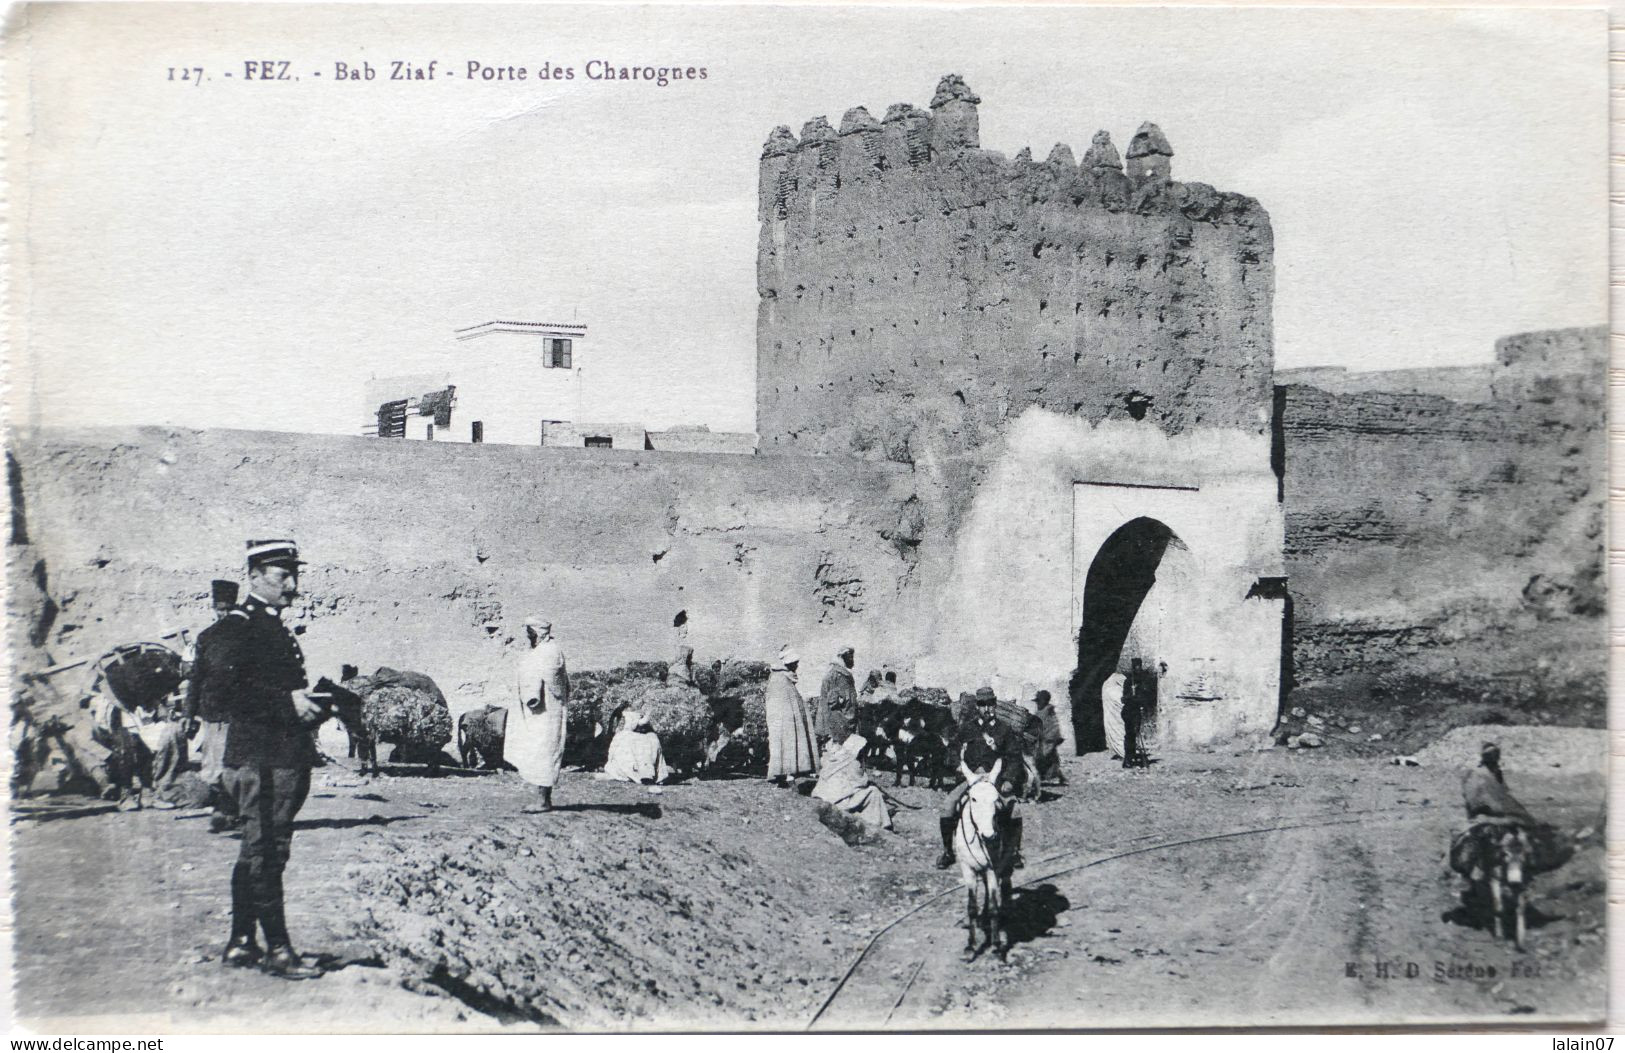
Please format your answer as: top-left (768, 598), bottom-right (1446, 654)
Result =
top-left (559, 657), bottom-right (781, 776)
top-left (710, 659), bottom-right (771, 771)
top-left (96, 642), bottom-right (186, 716)
top-left (348, 667), bottom-right (453, 767)
top-left (947, 690), bottom-right (1036, 738)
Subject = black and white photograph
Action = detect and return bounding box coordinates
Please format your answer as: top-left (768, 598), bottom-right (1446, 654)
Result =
top-left (2, 2), bottom-right (1609, 1032)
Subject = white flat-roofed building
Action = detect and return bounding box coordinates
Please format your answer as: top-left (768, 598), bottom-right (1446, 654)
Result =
top-left (362, 321), bottom-right (586, 445)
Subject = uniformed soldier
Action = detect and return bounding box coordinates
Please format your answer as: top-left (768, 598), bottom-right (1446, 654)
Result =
top-left (183, 579), bottom-right (244, 833)
top-left (219, 539), bottom-right (325, 979)
top-left (935, 688), bottom-right (1026, 870)
top-left (1122, 658), bottom-right (1147, 769)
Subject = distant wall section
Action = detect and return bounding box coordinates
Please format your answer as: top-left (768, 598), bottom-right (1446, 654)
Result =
top-left (9, 428), bottom-right (924, 717)
top-left (1279, 326), bottom-right (1606, 711)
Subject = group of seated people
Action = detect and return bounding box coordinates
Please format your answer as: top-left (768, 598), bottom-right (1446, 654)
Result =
top-left (593, 678), bottom-right (1053, 871)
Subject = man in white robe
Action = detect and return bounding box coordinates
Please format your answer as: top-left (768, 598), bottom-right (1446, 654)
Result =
top-left (1102, 669), bottom-right (1127, 761)
top-left (511, 616), bottom-right (570, 811)
top-left (596, 710), bottom-right (669, 785)
top-left (812, 734), bottom-right (891, 831)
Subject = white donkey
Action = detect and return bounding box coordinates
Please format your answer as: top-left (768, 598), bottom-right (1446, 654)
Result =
top-left (956, 768), bottom-right (1015, 961)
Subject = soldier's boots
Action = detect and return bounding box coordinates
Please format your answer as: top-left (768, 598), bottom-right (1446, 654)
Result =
top-left (221, 936), bottom-right (264, 969)
top-left (935, 816), bottom-right (957, 869)
top-left (261, 945), bottom-right (322, 981)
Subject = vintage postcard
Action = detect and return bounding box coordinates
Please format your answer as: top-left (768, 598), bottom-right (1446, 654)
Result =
top-left (2, 2), bottom-right (1608, 1033)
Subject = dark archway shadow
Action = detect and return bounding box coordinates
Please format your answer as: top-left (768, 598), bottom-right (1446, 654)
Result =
top-left (1070, 518), bottom-right (1179, 753)
top-left (1003, 883), bottom-right (1070, 945)
top-left (293, 813), bottom-right (428, 831)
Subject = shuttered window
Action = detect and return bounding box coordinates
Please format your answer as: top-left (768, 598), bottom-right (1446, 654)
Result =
top-left (376, 399), bottom-right (409, 438)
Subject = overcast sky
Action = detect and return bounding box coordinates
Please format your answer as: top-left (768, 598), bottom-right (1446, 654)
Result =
top-left (10, 4), bottom-right (1606, 436)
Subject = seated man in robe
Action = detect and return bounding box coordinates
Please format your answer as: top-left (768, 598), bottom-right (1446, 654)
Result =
top-left (1450, 741), bottom-right (1572, 898)
top-left (1462, 742), bottom-right (1535, 825)
top-left (811, 733), bottom-right (892, 831)
top-left (595, 710), bottom-right (669, 785)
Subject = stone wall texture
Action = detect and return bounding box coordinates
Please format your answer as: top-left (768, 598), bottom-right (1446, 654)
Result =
top-left (756, 77), bottom-right (1275, 473)
top-left (8, 428), bottom-right (927, 717)
top-left (1278, 325), bottom-right (1607, 710)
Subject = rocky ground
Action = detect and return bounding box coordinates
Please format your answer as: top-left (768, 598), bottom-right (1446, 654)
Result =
top-left (9, 726), bottom-right (1607, 1032)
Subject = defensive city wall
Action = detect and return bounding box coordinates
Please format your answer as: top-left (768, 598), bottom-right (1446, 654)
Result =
top-left (1278, 325), bottom-right (1607, 719)
top-left (7, 429), bottom-right (929, 716)
top-left (6, 78), bottom-right (1606, 751)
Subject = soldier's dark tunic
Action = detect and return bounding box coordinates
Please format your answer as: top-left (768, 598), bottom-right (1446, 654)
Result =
top-left (1122, 668), bottom-right (1156, 768)
top-left (221, 594), bottom-right (316, 950)
top-left (182, 608), bottom-right (249, 812)
top-left (184, 613), bottom-right (246, 726)
top-left (940, 715), bottom-right (1024, 819)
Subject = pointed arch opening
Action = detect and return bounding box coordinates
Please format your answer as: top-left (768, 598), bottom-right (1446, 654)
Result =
top-left (1068, 516), bottom-right (1194, 753)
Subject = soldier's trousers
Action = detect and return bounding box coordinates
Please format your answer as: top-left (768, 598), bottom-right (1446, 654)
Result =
top-left (1122, 707), bottom-right (1143, 768)
top-left (229, 765), bottom-right (311, 948)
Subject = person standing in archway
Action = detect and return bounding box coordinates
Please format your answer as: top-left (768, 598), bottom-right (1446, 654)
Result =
top-left (1121, 658), bottom-right (1146, 769)
top-left (1102, 667), bottom-right (1128, 762)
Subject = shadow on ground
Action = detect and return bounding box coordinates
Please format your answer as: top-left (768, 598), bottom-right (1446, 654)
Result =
top-left (294, 814), bottom-right (429, 831)
top-left (1004, 883), bottom-right (1070, 945)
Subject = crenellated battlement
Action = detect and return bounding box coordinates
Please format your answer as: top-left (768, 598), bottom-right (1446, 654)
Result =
top-left (759, 75), bottom-right (1266, 231)
top-left (756, 74), bottom-right (1277, 458)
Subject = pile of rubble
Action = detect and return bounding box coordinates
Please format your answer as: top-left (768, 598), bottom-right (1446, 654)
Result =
top-left (1274, 705), bottom-right (1395, 752)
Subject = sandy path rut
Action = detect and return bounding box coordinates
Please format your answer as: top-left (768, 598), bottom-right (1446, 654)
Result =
top-left (11, 746), bottom-right (1607, 1031)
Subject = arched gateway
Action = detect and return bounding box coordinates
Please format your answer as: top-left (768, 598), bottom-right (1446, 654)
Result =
top-left (1067, 478), bottom-right (1285, 753)
top-left (1070, 517), bottom-right (1195, 752)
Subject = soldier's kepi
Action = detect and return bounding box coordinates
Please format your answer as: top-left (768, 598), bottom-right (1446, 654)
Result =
top-left (219, 538), bottom-right (326, 979)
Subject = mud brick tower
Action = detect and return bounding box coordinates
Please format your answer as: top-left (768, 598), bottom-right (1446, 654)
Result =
top-left (756, 75), bottom-right (1287, 751)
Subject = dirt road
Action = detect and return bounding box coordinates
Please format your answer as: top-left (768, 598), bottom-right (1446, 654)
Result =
top-left (10, 732), bottom-right (1606, 1031)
